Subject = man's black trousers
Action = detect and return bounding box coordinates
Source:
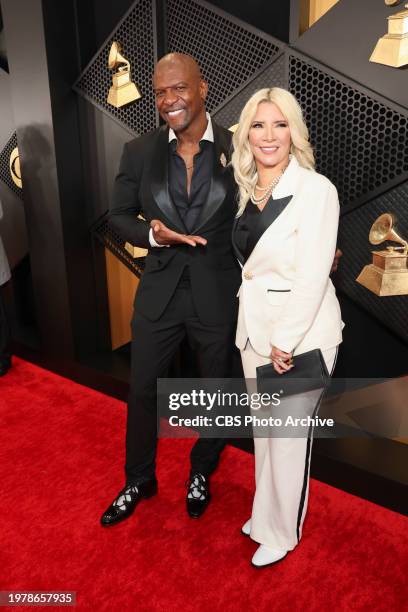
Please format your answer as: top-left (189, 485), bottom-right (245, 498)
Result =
top-left (125, 278), bottom-right (236, 485)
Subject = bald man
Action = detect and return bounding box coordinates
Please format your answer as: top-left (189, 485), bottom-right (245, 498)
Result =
top-left (101, 54), bottom-right (241, 526)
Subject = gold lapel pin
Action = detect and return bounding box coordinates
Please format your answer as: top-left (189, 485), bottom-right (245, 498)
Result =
top-left (220, 152), bottom-right (227, 167)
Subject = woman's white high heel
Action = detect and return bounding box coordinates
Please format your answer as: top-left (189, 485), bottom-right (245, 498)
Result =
top-left (251, 545), bottom-right (287, 568)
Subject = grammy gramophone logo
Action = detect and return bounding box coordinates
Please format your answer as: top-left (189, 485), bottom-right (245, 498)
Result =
top-left (9, 146), bottom-right (22, 188)
top-left (370, 1), bottom-right (408, 67)
top-left (107, 41), bottom-right (141, 108)
top-left (356, 213), bottom-right (408, 296)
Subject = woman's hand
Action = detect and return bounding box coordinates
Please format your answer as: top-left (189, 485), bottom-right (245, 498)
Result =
top-left (270, 346), bottom-right (294, 375)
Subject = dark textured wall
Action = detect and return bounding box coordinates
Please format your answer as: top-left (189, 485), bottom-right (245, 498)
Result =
top-left (207, 0), bottom-right (291, 42)
top-left (294, 0), bottom-right (408, 109)
top-left (2, 0), bottom-right (99, 357)
top-left (289, 0), bottom-right (408, 375)
top-left (75, 0), bottom-right (136, 69)
top-left (0, 58), bottom-right (30, 330)
top-left (74, 0), bottom-right (292, 71)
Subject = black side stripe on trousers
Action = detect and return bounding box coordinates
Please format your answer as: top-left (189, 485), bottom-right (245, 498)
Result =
top-left (296, 348), bottom-right (338, 543)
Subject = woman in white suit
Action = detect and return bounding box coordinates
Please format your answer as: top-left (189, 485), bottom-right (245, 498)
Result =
top-left (231, 88), bottom-right (343, 567)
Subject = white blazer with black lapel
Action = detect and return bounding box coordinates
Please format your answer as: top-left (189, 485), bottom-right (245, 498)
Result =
top-left (233, 156), bottom-right (343, 357)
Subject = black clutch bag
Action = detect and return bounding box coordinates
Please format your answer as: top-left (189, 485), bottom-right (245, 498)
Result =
top-left (256, 348), bottom-right (330, 396)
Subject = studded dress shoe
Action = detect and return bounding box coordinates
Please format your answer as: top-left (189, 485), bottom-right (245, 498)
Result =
top-left (100, 478), bottom-right (157, 527)
top-left (186, 473), bottom-right (210, 518)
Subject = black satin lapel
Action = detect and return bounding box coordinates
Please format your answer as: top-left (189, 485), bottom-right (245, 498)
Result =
top-left (193, 125), bottom-right (229, 233)
top-left (231, 216), bottom-right (245, 265)
top-left (150, 128), bottom-right (186, 232)
top-left (246, 195), bottom-right (293, 258)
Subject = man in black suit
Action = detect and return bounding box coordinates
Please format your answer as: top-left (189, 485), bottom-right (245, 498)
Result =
top-left (101, 53), bottom-right (241, 526)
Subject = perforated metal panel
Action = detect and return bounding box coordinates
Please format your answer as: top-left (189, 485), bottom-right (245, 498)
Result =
top-left (166, 0), bottom-right (281, 114)
top-left (335, 181), bottom-right (408, 342)
top-left (214, 54), bottom-right (287, 129)
top-left (0, 132), bottom-right (23, 199)
top-left (93, 215), bottom-right (146, 278)
top-left (289, 54), bottom-right (408, 207)
top-left (75, 0), bottom-right (157, 136)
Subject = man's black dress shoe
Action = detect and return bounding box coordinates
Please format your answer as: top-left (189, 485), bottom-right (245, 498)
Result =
top-left (100, 478), bottom-right (158, 527)
top-left (0, 357), bottom-right (11, 377)
top-left (186, 473), bottom-right (210, 518)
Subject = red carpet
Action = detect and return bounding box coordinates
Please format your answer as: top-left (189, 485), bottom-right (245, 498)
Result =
top-left (1, 357), bottom-right (407, 611)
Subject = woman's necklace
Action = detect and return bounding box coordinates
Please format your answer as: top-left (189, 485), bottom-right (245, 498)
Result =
top-left (250, 163), bottom-right (288, 205)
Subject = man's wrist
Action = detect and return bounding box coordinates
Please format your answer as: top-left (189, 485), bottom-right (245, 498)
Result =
top-left (149, 228), bottom-right (169, 247)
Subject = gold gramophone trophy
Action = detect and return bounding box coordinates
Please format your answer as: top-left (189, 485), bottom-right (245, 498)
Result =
top-left (356, 213), bottom-right (408, 296)
top-left (107, 41), bottom-right (141, 108)
top-left (370, 1), bottom-right (408, 68)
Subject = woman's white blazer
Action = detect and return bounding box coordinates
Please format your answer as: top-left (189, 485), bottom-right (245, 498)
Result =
top-left (235, 156), bottom-right (344, 357)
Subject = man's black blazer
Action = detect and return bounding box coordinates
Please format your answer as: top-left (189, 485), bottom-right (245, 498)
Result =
top-left (109, 120), bottom-right (241, 326)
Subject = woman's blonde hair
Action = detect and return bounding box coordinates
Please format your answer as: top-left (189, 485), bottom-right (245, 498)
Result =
top-left (231, 87), bottom-right (315, 215)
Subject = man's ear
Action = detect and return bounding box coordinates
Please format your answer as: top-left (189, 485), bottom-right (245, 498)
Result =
top-left (200, 79), bottom-right (208, 101)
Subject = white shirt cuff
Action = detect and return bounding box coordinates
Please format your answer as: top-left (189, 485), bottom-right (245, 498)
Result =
top-left (149, 228), bottom-right (168, 247)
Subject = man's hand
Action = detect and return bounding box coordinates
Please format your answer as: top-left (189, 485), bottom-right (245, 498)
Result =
top-left (331, 248), bottom-right (343, 274)
top-left (151, 219), bottom-right (207, 247)
top-left (270, 346), bottom-right (294, 375)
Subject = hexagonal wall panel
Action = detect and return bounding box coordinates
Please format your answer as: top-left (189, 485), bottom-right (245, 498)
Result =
top-left (213, 53), bottom-right (287, 129)
top-left (166, 0), bottom-right (282, 115)
top-left (289, 54), bottom-right (408, 208)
